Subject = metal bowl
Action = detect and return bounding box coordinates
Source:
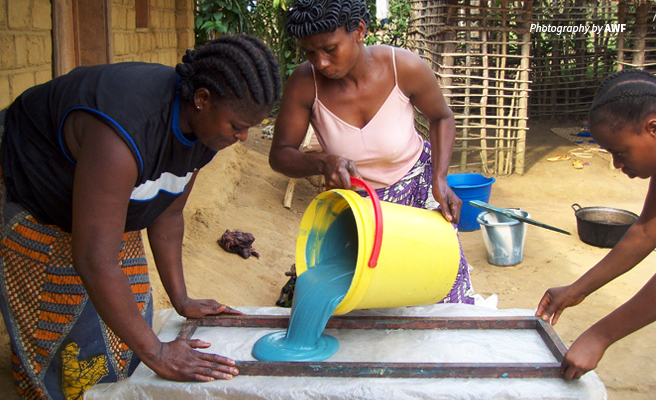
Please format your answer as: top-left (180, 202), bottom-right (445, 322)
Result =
top-left (572, 203), bottom-right (638, 248)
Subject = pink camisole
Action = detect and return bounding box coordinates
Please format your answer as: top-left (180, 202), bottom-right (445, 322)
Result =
top-left (309, 47), bottom-right (424, 189)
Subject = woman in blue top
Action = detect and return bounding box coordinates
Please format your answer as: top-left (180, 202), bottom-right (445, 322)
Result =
top-left (0, 34), bottom-right (280, 399)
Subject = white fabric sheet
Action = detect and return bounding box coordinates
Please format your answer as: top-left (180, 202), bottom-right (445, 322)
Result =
top-left (376, 0), bottom-right (390, 20)
top-left (84, 304), bottom-right (607, 400)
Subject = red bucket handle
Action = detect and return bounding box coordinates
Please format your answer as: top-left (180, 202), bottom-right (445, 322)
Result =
top-left (350, 177), bottom-right (382, 268)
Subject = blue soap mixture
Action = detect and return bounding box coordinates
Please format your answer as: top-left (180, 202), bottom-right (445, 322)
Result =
top-left (252, 210), bottom-right (358, 361)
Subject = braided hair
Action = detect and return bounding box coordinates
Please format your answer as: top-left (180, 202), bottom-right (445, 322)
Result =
top-left (175, 34), bottom-right (281, 113)
top-left (286, 0), bottom-right (370, 39)
top-left (589, 69), bottom-right (656, 133)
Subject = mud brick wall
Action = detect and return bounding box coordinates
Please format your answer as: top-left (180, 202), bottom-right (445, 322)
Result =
top-left (0, 0), bottom-right (52, 109)
top-left (112, 0), bottom-right (195, 65)
top-left (0, 0), bottom-right (195, 109)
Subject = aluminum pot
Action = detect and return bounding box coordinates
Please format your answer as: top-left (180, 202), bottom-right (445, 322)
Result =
top-left (571, 203), bottom-right (638, 248)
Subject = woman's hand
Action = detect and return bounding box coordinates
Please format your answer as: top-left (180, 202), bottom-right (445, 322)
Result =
top-left (174, 297), bottom-right (243, 319)
top-left (535, 285), bottom-right (586, 325)
top-left (320, 154), bottom-right (361, 189)
top-left (560, 329), bottom-right (609, 380)
top-left (147, 339), bottom-right (239, 382)
top-left (432, 179), bottom-right (462, 223)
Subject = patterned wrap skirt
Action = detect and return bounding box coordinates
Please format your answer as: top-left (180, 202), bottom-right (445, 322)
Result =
top-left (0, 114), bottom-right (153, 400)
top-left (359, 140), bottom-right (475, 304)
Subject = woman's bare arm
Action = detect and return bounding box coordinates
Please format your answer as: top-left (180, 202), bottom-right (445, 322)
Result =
top-left (537, 176), bottom-right (656, 325)
top-left (68, 112), bottom-right (237, 381)
top-left (269, 63), bottom-right (360, 188)
top-left (147, 171), bottom-right (241, 318)
top-left (396, 48), bottom-right (460, 221)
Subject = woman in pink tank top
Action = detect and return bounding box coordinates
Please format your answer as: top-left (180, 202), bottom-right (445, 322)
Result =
top-left (270, 0), bottom-right (474, 304)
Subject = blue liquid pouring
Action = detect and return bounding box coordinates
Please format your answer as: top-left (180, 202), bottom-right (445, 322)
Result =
top-left (252, 210), bottom-right (357, 361)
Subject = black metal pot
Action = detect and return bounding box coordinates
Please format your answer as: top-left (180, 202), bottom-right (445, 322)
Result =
top-left (572, 204), bottom-right (638, 248)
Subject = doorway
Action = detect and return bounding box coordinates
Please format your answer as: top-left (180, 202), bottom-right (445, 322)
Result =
top-left (52, 0), bottom-right (113, 77)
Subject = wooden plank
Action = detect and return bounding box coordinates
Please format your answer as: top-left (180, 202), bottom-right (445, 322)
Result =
top-left (177, 314), bottom-right (566, 379)
top-left (76, 0), bottom-right (113, 66)
top-left (183, 314), bottom-right (541, 330)
top-left (536, 319), bottom-right (569, 363)
top-left (52, 0), bottom-right (77, 77)
top-left (235, 360), bottom-right (563, 379)
top-left (176, 318), bottom-right (200, 340)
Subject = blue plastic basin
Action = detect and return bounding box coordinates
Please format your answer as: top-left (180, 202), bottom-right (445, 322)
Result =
top-left (447, 173), bottom-right (496, 232)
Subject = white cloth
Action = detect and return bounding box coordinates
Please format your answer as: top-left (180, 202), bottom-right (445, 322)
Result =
top-left (84, 304), bottom-right (607, 400)
top-left (376, 0), bottom-right (390, 20)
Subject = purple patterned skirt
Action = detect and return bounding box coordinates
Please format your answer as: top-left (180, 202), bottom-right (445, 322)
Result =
top-left (358, 141), bottom-right (475, 304)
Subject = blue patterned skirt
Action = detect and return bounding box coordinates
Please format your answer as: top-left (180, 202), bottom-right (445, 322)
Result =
top-left (359, 141), bottom-right (475, 304)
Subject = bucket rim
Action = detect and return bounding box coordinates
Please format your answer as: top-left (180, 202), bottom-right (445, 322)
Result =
top-left (447, 173), bottom-right (496, 189)
top-left (330, 189), bottom-right (376, 315)
top-left (476, 210), bottom-right (530, 227)
top-left (294, 189), bottom-right (373, 315)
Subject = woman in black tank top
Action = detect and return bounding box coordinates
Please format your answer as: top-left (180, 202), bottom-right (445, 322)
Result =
top-left (0, 34), bottom-right (280, 399)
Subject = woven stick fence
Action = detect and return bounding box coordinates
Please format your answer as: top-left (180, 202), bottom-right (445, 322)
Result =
top-left (529, 1), bottom-right (655, 120)
top-left (409, 0), bottom-right (532, 176)
top-left (617, 1), bottom-right (656, 72)
top-left (529, 0), bottom-right (618, 120)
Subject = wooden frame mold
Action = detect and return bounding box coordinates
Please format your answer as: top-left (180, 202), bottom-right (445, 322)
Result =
top-left (177, 314), bottom-right (567, 379)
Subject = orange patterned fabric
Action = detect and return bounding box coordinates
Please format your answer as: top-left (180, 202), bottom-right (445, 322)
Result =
top-left (0, 212), bottom-right (152, 400)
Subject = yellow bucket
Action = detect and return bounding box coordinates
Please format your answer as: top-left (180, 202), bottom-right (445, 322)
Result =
top-left (295, 178), bottom-right (461, 315)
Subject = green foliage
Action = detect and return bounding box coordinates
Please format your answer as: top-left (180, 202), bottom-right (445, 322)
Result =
top-left (366, 0), bottom-right (412, 47)
top-left (192, 0), bottom-right (414, 86)
top-left (245, 0), bottom-right (302, 80)
top-left (194, 0), bottom-right (250, 42)
top-left (193, 0), bottom-right (301, 83)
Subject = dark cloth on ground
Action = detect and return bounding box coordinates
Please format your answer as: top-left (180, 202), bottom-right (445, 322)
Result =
top-left (217, 229), bottom-right (261, 259)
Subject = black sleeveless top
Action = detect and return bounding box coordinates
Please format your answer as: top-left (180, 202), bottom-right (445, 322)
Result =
top-left (1, 62), bottom-right (216, 232)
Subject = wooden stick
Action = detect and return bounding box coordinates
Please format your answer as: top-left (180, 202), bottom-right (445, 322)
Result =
top-left (283, 178), bottom-right (296, 210)
top-left (480, 15), bottom-right (490, 175)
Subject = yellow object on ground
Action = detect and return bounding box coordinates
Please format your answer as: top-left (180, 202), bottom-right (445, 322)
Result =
top-left (572, 159), bottom-right (585, 169)
top-left (295, 188), bottom-right (460, 315)
top-left (547, 154), bottom-right (570, 162)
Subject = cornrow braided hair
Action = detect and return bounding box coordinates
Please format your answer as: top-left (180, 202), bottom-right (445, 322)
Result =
top-left (286, 0), bottom-right (370, 39)
top-left (589, 69), bottom-right (656, 132)
top-left (175, 34), bottom-right (281, 109)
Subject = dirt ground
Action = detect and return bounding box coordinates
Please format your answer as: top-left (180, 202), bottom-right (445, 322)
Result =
top-left (0, 120), bottom-right (654, 399)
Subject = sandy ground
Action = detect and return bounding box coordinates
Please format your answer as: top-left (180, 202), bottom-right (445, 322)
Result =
top-left (0, 121), bottom-right (655, 399)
